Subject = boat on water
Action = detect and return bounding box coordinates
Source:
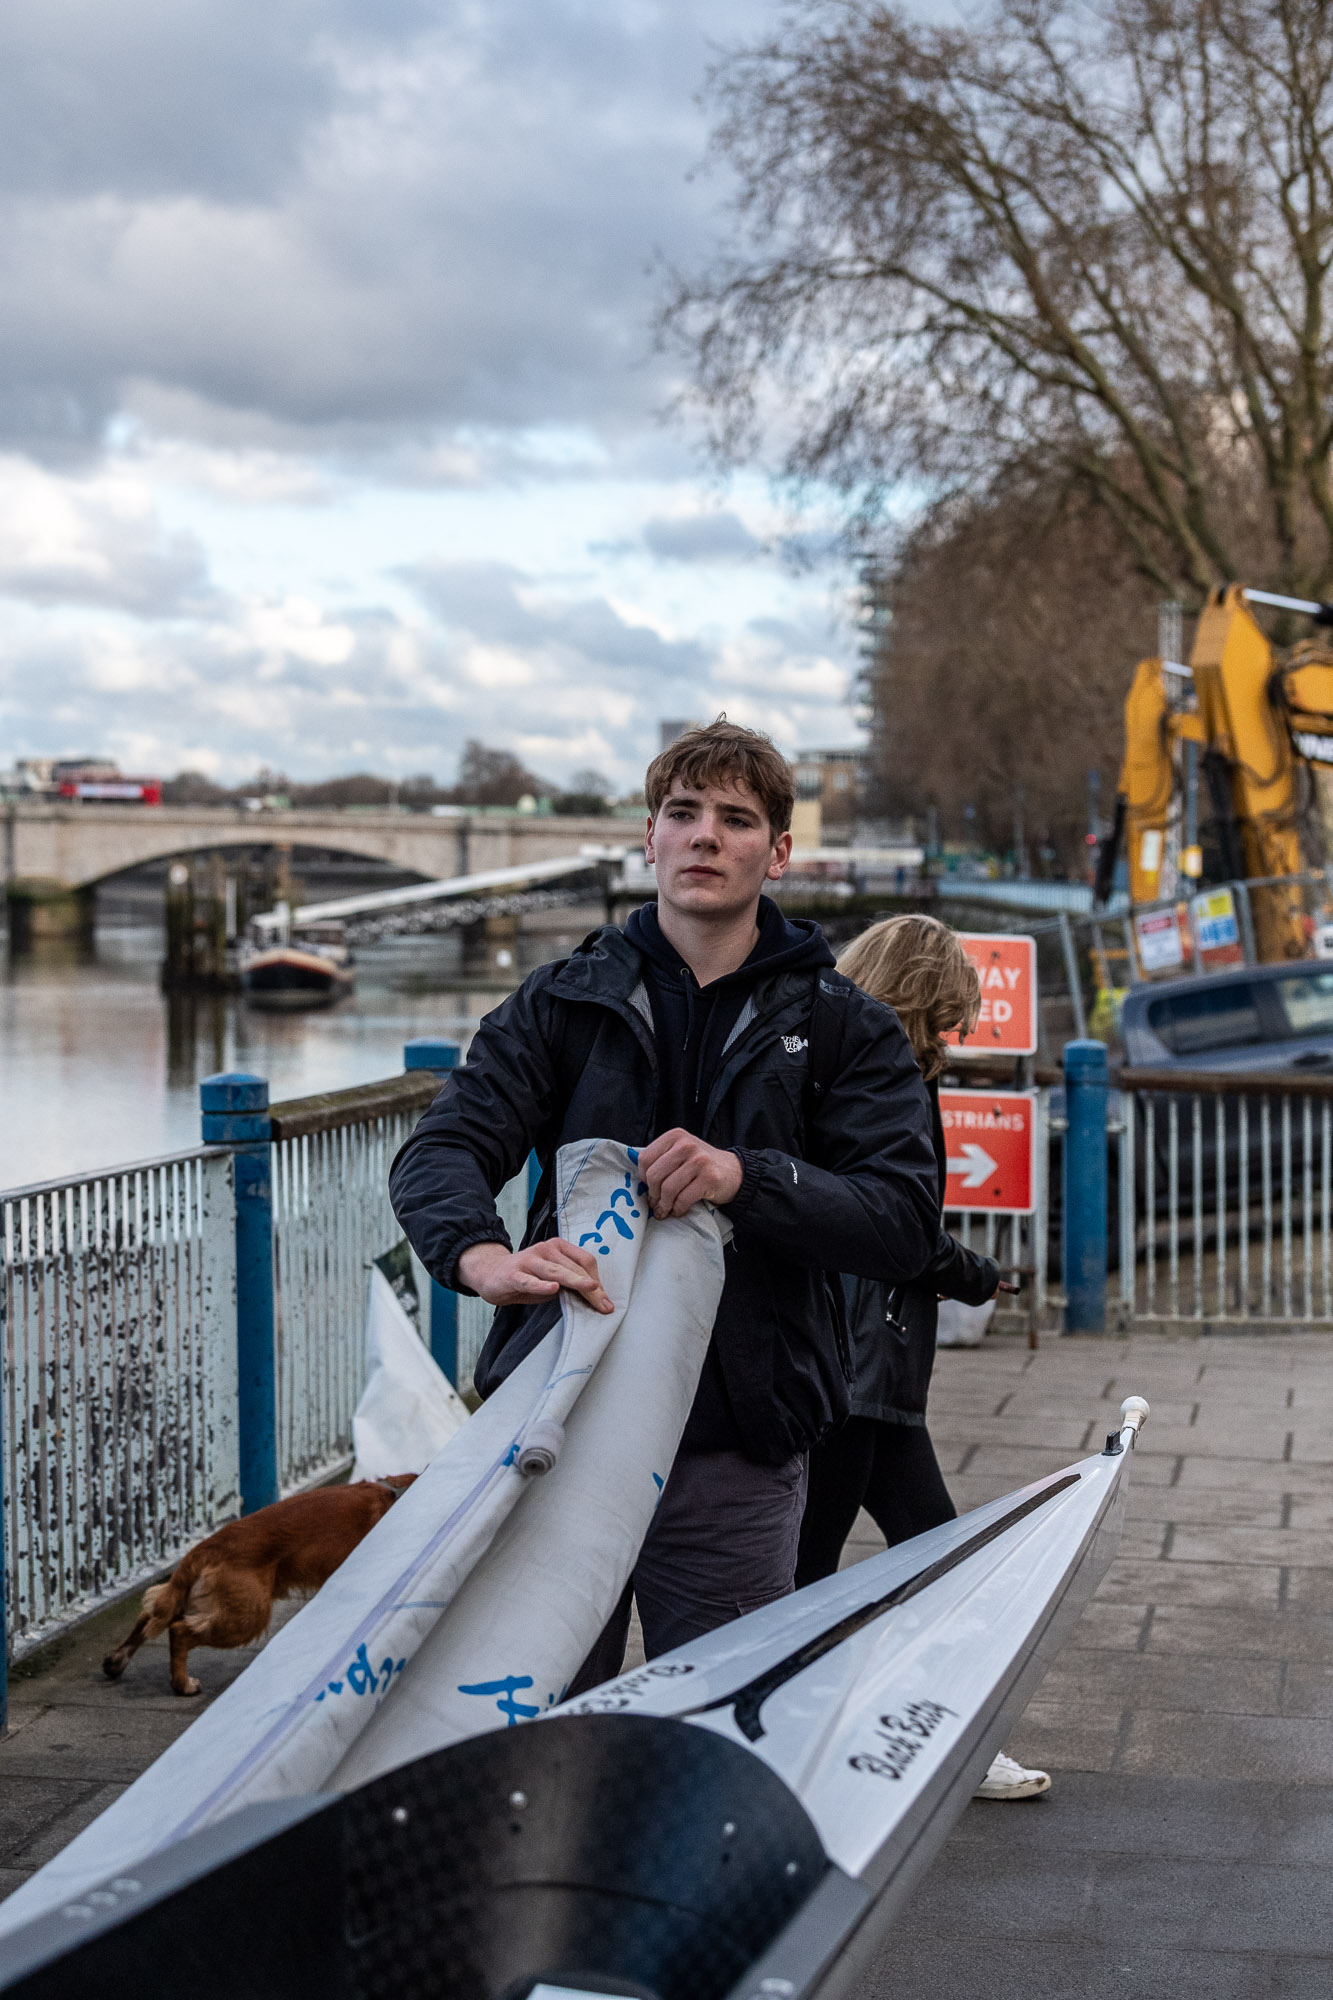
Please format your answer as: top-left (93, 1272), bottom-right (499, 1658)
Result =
top-left (239, 921), bottom-right (354, 1011)
top-left (0, 1396), bottom-right (1150, 2000)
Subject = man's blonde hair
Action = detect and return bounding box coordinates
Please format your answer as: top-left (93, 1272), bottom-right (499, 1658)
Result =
top-left (837, 914), bottom-right (980, 1080)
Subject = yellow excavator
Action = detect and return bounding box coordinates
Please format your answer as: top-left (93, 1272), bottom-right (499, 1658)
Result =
top-left (1097, 585), bottom-right (1333, 961)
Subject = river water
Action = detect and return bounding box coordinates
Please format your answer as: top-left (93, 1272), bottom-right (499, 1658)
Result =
top-left (0, 918), bottom-right (586, 1190)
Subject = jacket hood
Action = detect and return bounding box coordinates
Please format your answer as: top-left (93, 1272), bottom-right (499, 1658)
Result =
top-left (624, 894), bottom-right (834, 988)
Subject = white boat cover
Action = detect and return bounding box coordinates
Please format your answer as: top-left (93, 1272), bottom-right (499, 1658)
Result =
top-left (0, 1139), bottom-right (727, 1937)
top-left (350, 1265), bottom-right (469, 1481)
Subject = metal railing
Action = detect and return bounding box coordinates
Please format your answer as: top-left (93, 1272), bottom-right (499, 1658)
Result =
top-left (0, 1068), bottom-right (449, 1676)
top-left (936, 878), bottom-right (1126, 916)
top-left (269, 1076), bottom-right (439, 1492)
top-left (1116, 1067), bottom-right (1333, 1327)
top-left (1, 1149), bottom-right (237, 1656)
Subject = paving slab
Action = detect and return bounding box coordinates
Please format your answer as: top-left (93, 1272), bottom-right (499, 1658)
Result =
top-left (1285, 1567), bottom-right (1333, 1612)
top-left (1280, 1662), bottom-right (1333, 1717)
top-left (1037, 1646), bottom-right (1283, 1715)
top-left (1095, 1554), bottom-right (1281, 1607)
top-left (1143, 1603), bottom-right (1333, 1661)
top-left (1169, 1524), bottom-right (1333, 1565)
top-left (1124, 1484), bottom-right (1285, 1524)
top-left (1119, 1708), bottom-right (1333, 1782)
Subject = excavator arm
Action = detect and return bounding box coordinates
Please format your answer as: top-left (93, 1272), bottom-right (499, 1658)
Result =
top-left (1103, 583), bottom-right (1333, 959)
top-left (1098, 655), bottom-right (1206, 908)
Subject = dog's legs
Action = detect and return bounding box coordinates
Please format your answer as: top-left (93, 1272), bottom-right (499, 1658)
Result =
top-left (102, 1609), bottom-right (154, 1680)
top-left (103, 1575), bottom-right (184, 1681)
top-left (168, 1620), bottom-right (201, 1697)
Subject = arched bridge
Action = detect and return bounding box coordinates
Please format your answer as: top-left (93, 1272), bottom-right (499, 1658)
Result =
top-left (2, 803), bottom-right (643, 895)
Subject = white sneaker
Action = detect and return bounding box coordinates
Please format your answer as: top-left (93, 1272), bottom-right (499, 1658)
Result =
top-left (973, 1750), bottom-right (1051, 1800)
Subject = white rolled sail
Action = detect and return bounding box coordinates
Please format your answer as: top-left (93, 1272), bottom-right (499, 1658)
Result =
top-left (0, 1139), bottom-right (727, 1937)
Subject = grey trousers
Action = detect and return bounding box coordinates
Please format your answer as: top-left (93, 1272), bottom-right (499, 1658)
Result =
top-left (568, 1447), bottom-right (808, 1697)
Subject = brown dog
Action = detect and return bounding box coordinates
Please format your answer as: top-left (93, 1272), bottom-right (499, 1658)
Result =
top-left (102, 1475), bottom-right (416, 1696)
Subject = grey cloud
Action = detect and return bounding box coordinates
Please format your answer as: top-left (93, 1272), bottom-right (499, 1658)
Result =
top-left (401, 559), bottom-right (710, 677)
top-left (0, 553), bottom-right (858, 788)
top-left (0, 0), bottom-right (772, 458)
top-left (0, 490), bottom-right (213, 616)
top-left (642, 511), bottom-right (760, 563)
top-left (0, 591), bottom-right (710, 788)
top-left (0, 537), bottom-right (210, 616)
top-left (0, 0), bottom-right (431, 204)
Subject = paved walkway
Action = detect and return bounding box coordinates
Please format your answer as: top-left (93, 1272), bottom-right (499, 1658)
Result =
top-left (1, 1330), bottom-right (1331, 1996)
top-left (872, 1330), bottom-right (1333, 1998)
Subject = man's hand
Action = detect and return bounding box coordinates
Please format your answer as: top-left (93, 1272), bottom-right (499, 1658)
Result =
top-left (638, 1129), bottom-right (744, 1219)
top-left (456, 1239), bottom-right (615, 1314)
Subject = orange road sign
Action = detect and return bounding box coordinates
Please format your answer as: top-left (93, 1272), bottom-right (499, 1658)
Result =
top-left (944, 932), bottom-right (1039, 1057)
top-left (939, 1087), bottom-right (1038, 1214)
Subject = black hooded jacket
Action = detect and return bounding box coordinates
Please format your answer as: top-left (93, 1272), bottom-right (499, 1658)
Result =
top-left (388, 900), bottom-right (942, 1464)
top-left (624, 897), bottom-right (830, 1136)
top-left (841, 1080), bottom-right (1001, 1425)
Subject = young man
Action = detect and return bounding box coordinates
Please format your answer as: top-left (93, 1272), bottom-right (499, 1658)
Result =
top-left (389, 720), bottom-right (940, 1680)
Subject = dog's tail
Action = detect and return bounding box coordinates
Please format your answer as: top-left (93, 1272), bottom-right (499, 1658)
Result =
top-left (102, 1554), bottom-right (201, 1680)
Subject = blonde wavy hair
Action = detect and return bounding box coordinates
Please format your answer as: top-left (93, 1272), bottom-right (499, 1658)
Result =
top-left (837, 915), bottom-right (980, 1081)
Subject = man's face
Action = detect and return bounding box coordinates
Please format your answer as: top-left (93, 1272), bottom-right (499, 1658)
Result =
top-left (645, 779), bottom-right (792, 921)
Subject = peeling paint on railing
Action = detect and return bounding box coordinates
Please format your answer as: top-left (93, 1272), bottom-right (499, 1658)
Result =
top-left (0, 1150), bottom-right (238, 1656)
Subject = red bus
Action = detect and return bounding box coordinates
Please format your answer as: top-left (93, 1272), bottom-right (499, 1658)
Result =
top-left (56, 777), bottom-right (162, 805)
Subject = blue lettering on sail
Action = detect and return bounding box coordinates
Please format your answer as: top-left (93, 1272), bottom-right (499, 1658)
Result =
top-left (314, 1652), bottom-right (405, 1702)
top-left (458, 1674), bottom-right (542, 1725)
top-left (578, 1171), bottom-right (650, 1254)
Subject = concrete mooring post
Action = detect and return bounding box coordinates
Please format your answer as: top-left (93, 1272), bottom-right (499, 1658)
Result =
top-left (1063, 1039), bottom-right (1109, 1333)
top-left (4, 877), bottom-right (94, 950)
top-left (403, 1039), bottom-right (461, 1382)
top-left (201, 1072), bottom-right (278, 1512)
top-left (164, 856), bottom-right (236, 992)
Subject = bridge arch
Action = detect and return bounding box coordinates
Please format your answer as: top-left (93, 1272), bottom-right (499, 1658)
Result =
top-left (84, 830), bottom-right (435, 893)
top-left (8, 804), bottom-right (637, 893)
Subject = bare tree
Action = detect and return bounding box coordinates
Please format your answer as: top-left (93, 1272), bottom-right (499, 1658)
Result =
top-left (866, 473), bottom-right (1157, 867)
top-left (448, 741), bottom-right (548, 807)
top-left (669, 0), bottom-right (1333, 601)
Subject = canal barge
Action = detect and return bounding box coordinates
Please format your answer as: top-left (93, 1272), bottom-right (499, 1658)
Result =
top-left (239, 923), bottom-right (355, 1010)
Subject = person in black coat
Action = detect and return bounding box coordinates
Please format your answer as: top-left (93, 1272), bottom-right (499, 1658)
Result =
top-left (796, 913), bottom-right (1001, 1583)
top-left (389, 722), bottom-right (942, 1680)
top-left (795, 915), bottom-right (1051, 1800)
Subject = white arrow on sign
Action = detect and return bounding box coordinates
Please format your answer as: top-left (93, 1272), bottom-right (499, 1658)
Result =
top-left (946, 1143), bottom-right (999, 1189)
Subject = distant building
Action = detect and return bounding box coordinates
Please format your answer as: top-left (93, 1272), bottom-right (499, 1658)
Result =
top-left (793, 747), bottom-right (863, 847)
top-left (9, 756), bottom-right (121, 796)
top-left (658, 719), bottom-right (703, 754)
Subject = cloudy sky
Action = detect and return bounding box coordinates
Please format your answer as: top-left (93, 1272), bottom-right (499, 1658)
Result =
top-left (0, 0), bottom-right (866, 792)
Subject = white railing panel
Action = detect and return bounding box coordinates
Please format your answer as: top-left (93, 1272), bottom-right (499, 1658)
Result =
top-left (1119, 1084), bottom-right (1333, 1326)
top-left (271, 1110), bottom-right (422, 1494)
top-left (1, 1150), bottom-right (237, 1655)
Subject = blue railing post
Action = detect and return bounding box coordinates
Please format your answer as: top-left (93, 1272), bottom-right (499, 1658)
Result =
top-left (201, 1072), bottom-right (277, 1513)
top-left (404, 1040), bottom-right (461, 1383)
top-left (1063, 1039), bottom-right (1109, 1333)
top-left (0, 1304), bottom-right (7, 1734)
